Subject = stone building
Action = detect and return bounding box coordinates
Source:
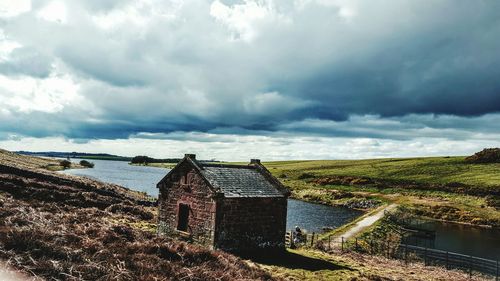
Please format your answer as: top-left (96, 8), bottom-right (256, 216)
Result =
top-left (156, 154), bottom-right (290, 252)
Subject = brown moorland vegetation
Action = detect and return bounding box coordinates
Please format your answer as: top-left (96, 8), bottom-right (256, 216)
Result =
top-left (466, 148), bottom-right (500, 164)
top-left (0, 156), bottom-right (276, 280)
top-left (0, 149), bottom-right (495, 280)
top-left (0, 149), bottom-right (83, 171)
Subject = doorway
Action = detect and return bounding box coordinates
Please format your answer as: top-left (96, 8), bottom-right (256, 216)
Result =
top-left (177, 203), bottom-right (189, 232)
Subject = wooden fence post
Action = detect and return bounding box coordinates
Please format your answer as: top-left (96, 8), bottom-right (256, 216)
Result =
top-left (311, 232), bottom-right (315, 247)
top-left (386, 239), bottom-right (390, 258)
top-left (341, 237), bottom-right (344, 252)
top-left (328, 235), bottom-right (331, 251)
top-left (445, 251), bottom-right (449, 270)
top-left (404, 244), bottom-right (408, 265)
top-left (355, 238), bottom-right (358, 251)
top-left (469, 255), bottom-right (472, 279)
top-left (496, 259), bottom-right (498, 281)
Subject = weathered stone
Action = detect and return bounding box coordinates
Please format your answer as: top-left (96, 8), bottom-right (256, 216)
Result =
top-left (157, 154), bottom-right (289, 253)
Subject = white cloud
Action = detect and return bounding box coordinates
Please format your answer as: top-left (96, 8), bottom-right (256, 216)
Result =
top-left (0, 73), bottom-right (81, 113)
top-left (0, 31), bottom-right (21, 62)
top-left (0, 0), bottom-right (499, 157)
top-left (210, 0), bottom-right (285, 41)
top-left (1, 134), bottom-right (498, 161)
top-left (0, 0), bottom-right (31, 18)
top-left (37, 1), bottom-right (67, 23)
top-left (92, 0), bottom-right (183, 30)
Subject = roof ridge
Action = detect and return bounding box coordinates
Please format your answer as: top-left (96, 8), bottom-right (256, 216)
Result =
top-left (201, 163), bottom-right (255, 169)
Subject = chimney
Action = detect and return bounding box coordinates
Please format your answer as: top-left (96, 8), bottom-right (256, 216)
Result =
top-left (185, 154), bottom-right (196, 160)
top-left (250, 159), bottom-right (261, 165)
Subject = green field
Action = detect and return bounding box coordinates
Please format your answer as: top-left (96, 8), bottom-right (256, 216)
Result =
top-left (263, 156), bottom-right (500, 188)
top-left (259, 156), bottom-right (500, 227)
top-left (129, 162), bottom-right (177, 168)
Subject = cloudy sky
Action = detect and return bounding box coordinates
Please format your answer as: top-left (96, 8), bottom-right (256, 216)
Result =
top-left (0, 0), bottom-right (499, 161)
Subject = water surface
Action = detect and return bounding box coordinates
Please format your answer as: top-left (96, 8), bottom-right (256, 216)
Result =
top-left (61, 159), bottom-right (363, 233)
top-left (61, 159), bottom-right (168, 196)
top-left (286, 199), bottom-right (363, 233)
top-left (405, 220), bottom-right (500, 260)
top-left (61, 159), bottom-right (500, 258)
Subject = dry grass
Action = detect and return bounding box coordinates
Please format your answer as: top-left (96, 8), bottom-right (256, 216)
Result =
top-left (260, 248), bottom-right (493, 281)
top-left (0, 149), bottom-right (83, 171)
top-left (0, 158), bottom-right (276, 281)
top-left (1, 150), bottom-right (495, 280)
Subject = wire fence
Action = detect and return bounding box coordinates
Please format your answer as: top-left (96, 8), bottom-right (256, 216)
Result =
top-left (285, 230), bottom-right (319, 248)
top-left (346, 237), bottom-right (497, 278)
top-left (285, 231), bottom-right (499, 280)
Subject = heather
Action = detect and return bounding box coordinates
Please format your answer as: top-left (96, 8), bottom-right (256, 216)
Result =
top-left (0, 157), bottom-right (275, 281)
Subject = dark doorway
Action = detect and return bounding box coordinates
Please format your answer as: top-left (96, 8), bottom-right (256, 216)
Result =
top-left (177, 204), bottom-right (189, 231)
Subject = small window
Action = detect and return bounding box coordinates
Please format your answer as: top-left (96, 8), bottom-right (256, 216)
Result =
top-left (177, 204), bottom-right (189, 232)
top-left (181, 174), bottom-right (188, 185)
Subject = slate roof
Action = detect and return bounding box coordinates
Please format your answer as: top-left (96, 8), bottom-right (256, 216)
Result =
top-left (199, 164), bottom-right (285, 198)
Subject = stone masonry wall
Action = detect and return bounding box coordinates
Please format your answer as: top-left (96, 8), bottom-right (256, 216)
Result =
top-left (157, 162), bottom-right (217, 247)
top-left (215, 197), bottom-right (287, 252)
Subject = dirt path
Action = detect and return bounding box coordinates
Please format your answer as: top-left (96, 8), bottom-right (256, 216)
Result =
top-left (337, 203), bottom-right (398, 241)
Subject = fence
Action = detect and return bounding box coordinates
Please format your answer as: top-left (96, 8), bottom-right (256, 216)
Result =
top-left (285, 230), bottom-right (319, 249)
top-left (284, 231), bottom-right (499, 280)
top-left (339, 236), bottom-right (499, 280)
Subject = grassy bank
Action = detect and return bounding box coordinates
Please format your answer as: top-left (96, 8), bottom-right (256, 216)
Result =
top-left (130, 162), bottom-right (177, 169)
top-left (255, 248), bottom-right (483, 281)
top-left (134, 156), bottom-right (500, 226)
top-left (263, 157), bottom-right (500, 192)
top-left (261, 157), bottom-right (500, 227)
top-left (0, 149), bottom-right (86, 171)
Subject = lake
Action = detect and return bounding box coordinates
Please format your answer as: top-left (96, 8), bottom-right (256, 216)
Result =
top-left (61, 159), bottom-right (363, 233)
top-left (62, 159), bottom-right (167, 196)
top-left (61, 159), bottom-right (500, 259)
top-left (404, 220), bottom-right (500, 260)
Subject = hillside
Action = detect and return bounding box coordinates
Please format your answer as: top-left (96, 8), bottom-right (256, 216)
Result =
top-left (1, 150), bottom-right (493, 280)
top-left (265, 156), bottom-right (500, 192)
top-left (263, 156), bottom-right (500, 227)
top-left (130, 156), bottom-right (500, 226)
top-left (0, 151), bottom-right (275, 280)
top-left (16, 151), bottom-right (132, 161)
top-left (0, 148), bottom-right (84, 171)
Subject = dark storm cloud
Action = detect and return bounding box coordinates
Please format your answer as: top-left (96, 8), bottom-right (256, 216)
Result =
top-left (1, 0), bottom-right (500, 141)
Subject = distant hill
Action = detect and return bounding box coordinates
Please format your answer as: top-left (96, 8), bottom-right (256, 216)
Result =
top-left (0, 148), bottom-right (83, 171)
top-left (16, 151), bottom-right (132, 161)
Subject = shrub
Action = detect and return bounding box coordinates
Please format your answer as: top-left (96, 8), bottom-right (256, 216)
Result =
top-left (297, 172), bottom-right (315, 180)
top-left (465, 148), bottom-right (500, 163)
top-left (485, 195), bottom-right (500, 210)
top-left (79, 160), bottom-right (95, 168)
top-left (60, 160), bottom-right (71, 169)
top-left (131, 155), bottom-right (152, 164)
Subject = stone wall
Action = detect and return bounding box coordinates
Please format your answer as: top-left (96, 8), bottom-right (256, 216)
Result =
top-left (215, 197), bottom-right (287, 252)
top-left (157, 162), bottom-right (217, 247)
